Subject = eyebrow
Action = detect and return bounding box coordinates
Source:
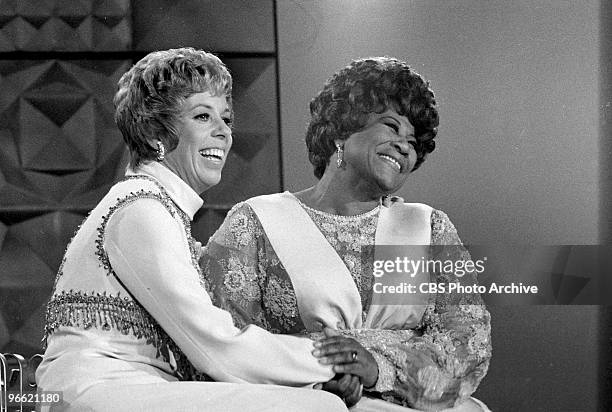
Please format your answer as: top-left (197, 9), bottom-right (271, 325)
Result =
top-left (188, 103), bottom-right (230, 115)
top-left (380, 115), bottom-right (414, 134)
top-left (380, 116), bottom-right (400, 123)
top-left (380, 115), bottom-right (408, 128)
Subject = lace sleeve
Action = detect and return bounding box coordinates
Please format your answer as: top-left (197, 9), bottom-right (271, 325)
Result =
top-left (200, 203), bottom-right (269, 330)
top-left (345, 209), bottom-right (491, 411)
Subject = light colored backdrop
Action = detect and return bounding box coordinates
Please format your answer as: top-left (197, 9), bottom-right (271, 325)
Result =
top-left (277, 1), bottom-right (602, 410)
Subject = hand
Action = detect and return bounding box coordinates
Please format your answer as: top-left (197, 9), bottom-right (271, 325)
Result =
top-left (313, 327), bottom-right (379, 388)
top-left (321, 374), bottom-right (362, 407)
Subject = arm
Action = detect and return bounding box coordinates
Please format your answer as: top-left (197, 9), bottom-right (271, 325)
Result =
top-left (319, 210), bottom-right (491, 410)
top-left (201, 202), bottom-right (305, 334)
top-left (104, 198), bottom-right (334, 386)
top-left (202, 202), bottom-right (362, 405)
top-left (200, 203), bottom-right (269, 330)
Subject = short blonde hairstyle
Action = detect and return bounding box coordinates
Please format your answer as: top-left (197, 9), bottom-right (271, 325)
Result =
top-left (114, 47), bottom-right (233, 168)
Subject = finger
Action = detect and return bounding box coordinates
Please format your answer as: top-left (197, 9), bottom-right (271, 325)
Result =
top-left (351, 380), bottom-right (363, 401)
top-left (323, 327), bottom-right (341, 337)
top-left (352, 375), bottom-right (362, 392)
top-left (313, 341), bottom-right (358, 356)
top-left (322, 380), bottom-right (340, 393)
top-left (314, 346), bottom-right (357, 360)
top-left (336, 374), bottom-right (353, 394)
top-left (333, 363), bottom-right (362, 377)
top-left (345, 393), bottom-right (359, 408)
top-left (317, 351), bottom-right (359, 365)
top-left (344, 375), bottom-right (360, 395)
top-left (314, 336), bottom-right (347, 348)
top-left (344, 377), bottom-right (362, 407)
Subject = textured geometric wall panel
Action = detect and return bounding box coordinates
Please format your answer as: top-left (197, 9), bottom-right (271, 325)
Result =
top-left (0, 0), bottom-right (131, 51)
top-left (133, 0), bottom-right (274, 52)
top-left (0, 60), bottom-right (131, 212)
top-left (0, 1), bottom-right (281, 358)
top-left (0, 60), bottom-right (130, 355)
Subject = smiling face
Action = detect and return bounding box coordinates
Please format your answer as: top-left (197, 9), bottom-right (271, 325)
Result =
top-left (341, 109), bottom-right (417, 196)
top-left (163, 92), bottom-right (233, 193)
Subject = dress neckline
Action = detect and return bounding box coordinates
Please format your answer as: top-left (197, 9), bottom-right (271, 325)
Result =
top-left (290, 192), bottom-right (380, 221)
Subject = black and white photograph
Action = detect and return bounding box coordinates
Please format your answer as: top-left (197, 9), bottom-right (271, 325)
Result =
top-left (0, 1), bottom-right (610, 411)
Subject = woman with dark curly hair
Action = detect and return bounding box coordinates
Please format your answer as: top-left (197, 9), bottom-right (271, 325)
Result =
top-left (202, 57), bottom-right (491, 411)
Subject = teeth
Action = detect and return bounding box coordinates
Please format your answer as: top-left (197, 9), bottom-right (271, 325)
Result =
top-left (199, 148), bottom-right (224, 159)
top-left (379, 154), bottom-right (401, 171)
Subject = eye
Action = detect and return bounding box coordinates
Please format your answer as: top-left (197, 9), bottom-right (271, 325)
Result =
top-left (384, 122), bottom-right (399, 133)
top-left (195, 113), bottom-right (210, 121)
top-left (222, 117), bottom-right (233, 128)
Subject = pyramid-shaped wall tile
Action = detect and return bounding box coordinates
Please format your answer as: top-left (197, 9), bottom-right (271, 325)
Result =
top-left (0, 0), bottom-right (281, 360)
top-left (0, 0), bottom-right (131, 51)
top-left (0, 59), bottom-right (129, 209)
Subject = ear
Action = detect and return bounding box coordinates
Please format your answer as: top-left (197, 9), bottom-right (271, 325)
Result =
top-left (146, 138), bottom-right (160, 150)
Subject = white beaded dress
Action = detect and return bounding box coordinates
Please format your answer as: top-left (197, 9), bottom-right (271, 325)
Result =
top-left (36, 164), bottom-right (345, 412)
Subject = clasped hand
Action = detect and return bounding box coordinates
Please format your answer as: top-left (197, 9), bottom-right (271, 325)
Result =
top-left (313, 327), bottom-right (379, 407)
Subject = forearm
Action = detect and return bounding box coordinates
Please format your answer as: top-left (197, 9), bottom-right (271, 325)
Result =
top-left (334, 308), bottom-right (490, 406)
top-left (106, 200), bottom-right (334, 386)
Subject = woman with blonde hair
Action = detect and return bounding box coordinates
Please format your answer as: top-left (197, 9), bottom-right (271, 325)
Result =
top-left (36, 47), bottom-right (347, 411)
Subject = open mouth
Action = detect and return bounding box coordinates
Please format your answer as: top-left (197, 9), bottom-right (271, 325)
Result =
top-left (199, 148), bottom-right (225, 161)
top-left (378, 154), bottom-right (401, 171)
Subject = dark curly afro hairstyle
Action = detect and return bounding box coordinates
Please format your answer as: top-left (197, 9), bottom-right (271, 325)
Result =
top-left (305, 57), bottom-right (438, 179)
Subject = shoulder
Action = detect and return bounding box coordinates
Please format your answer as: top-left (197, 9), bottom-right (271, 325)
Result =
top-left (244, 192), bottom-right (292, 212)
top-left (430, 209), bottom-right (462, 245)
top-left (101, 183), bottom-right (188, 259)
top-left (209, 201), bottom-right (263, 249)
top-left (104, 178), bottom-right (183, 232)
top-left (392, 199), bottom-right (433, 214)
top-left (388, 197), bottom-right (434, 224)
top-left (225, 201), bottom-right (259, 224)
top-left (227, 192), bottom-right (295, 228)
top-left (108, 176), bottom-right (167, 203)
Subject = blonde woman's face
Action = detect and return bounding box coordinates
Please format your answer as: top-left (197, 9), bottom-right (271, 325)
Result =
top-left (164, 92), bottom-right (232, 193)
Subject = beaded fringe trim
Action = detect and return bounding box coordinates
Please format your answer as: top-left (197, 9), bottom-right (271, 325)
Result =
top-left (43, 174), bottom-right (209, 381)
top-left (44, 290), bottom-right (165, 344)
top-left (43, 290), bottom-right (208, 381)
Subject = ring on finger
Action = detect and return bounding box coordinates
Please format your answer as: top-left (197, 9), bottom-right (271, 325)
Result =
top-left (351, 351), bottom-right (358, 362)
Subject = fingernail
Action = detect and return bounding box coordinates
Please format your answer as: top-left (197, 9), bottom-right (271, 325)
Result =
top-left (318, 357), bottom-right (329, 364)
top-left (312, 349), bottom-right (320, 356)
top-left (313, 341), bottom-right (321, 348)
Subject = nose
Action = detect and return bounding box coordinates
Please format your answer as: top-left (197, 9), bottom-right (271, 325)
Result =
top-left (213, 117), bottom-right (232, 140)
top-left (391, 139), bottom-right (412, 156)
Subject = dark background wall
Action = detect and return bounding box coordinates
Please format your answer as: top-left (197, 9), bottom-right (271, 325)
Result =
top-left (599, 0), bottom-right (612, 410)
top-left (0, 0), bottom-right (282, 354)
top-left (0, 1), bottom-right (609, 411)
top-left (277, 1), bottom-right (607, 411)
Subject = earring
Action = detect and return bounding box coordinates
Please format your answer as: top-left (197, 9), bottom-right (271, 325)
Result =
top-left (156, 141), bottom-right (165, 162)
top-left (336, 142), bottom-right (344, 168)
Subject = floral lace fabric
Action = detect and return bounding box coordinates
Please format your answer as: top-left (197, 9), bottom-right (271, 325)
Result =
top-left (201, 201), bottom-right (491, 409)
